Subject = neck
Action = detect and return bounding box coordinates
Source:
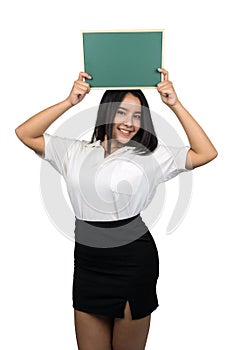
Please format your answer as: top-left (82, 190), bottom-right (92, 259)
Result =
top-left (101, 136), bottom-right (123, 153)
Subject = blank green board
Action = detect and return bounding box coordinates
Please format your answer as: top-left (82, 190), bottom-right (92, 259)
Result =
top-left (82, 31), bottom-right (164, 89)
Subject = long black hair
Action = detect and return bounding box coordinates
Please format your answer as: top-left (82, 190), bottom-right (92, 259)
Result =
top-left (89, 90), bottom-right (158, 155)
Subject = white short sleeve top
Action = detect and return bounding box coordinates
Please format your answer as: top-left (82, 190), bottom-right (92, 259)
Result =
top-left (36, 132), bottom-right (191, 221)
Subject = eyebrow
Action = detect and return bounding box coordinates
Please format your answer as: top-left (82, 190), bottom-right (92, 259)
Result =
top-left (118, 106), bottom-right (141, 114)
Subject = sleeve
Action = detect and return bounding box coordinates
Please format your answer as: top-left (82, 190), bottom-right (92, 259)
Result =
top-left (154, 143), bottom-right (191, 183)
top-left (35, 132), bottom-right (78, 176)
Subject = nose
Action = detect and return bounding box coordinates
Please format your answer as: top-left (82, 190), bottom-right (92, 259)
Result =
top-left (123, 114), bottom-right (134, 127)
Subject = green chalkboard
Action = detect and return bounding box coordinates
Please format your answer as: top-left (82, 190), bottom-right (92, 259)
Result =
top-left (81, 30), bottom-right (164, 89)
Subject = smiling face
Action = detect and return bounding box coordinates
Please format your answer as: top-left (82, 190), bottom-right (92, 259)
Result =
top-left (111, 93), bottom-right (142, 147)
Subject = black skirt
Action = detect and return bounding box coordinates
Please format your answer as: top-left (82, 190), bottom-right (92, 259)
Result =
top-left (72, 214), bottom-right (159, 320)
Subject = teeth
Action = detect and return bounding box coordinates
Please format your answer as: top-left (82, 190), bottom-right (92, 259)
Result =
top-left (119, 128), bottom-right (130, 134)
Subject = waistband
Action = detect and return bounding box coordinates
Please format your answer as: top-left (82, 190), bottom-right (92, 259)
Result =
top-left (76, 213), bottom-right (140, 228)
top-left (74, 213), bottom-right (149, 248)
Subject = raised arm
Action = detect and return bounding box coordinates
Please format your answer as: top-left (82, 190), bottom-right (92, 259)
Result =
top-left (15, 72), bottom-right (91, 156)
top-left (156, 68), bottom-right (218, 170)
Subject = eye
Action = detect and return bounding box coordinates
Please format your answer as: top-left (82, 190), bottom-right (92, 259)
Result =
top-left (117, 109), bottom-right (126, 116)
top-left (134, 114), bottom-right (141, 119)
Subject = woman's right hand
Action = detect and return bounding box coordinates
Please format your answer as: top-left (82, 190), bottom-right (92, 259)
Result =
top-left (66, 72), bottom-right (92, 106)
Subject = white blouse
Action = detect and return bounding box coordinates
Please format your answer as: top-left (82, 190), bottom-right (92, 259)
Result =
top-left (36, 133), bottom-right (191, 221)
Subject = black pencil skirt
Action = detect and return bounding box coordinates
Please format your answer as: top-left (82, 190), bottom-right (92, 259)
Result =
top-left (72, 214), bottom-right (159, 320)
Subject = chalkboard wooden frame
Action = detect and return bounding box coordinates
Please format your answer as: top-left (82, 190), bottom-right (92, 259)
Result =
top-left (81, 29), bottom-right (164, 89)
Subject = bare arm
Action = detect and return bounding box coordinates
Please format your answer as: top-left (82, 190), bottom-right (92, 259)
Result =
top-left (15, 72), bottom-right (91, 155)
top-left (157, 68), bottom-right (218, 169)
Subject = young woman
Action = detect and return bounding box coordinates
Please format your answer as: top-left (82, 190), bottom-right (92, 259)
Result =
top-left (15, 68), bottom-right (217, 350)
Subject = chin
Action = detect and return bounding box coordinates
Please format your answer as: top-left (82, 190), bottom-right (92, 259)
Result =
top-left (118, 137), bottom-right (135, 146)
top-left (113, 128), bottom-right (138, 145)
top-left (118, 137), bottom-right (130, 142)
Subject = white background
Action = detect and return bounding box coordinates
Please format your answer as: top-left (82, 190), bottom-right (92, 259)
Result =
top-left (1, 0), bottom-right (232, 349)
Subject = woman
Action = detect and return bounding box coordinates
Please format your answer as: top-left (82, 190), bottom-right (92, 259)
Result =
top-left (15, 68), bottom-right (217, 350)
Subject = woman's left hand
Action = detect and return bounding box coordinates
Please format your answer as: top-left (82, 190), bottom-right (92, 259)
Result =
top-left (156, 68), bottom-right (179, 107)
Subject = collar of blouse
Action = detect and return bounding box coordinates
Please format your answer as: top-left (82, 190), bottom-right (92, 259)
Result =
top-left (85, 139), bottom-right (135, 150)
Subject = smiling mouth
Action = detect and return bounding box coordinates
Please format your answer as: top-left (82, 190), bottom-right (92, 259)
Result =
top-left (117, 127), bottom-right (133, 136)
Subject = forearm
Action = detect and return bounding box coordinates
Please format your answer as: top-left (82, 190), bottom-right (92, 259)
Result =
top-left (15, 98), bottom-right (73, 139)
top-left (170, 101), bottom-right (218, 158)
